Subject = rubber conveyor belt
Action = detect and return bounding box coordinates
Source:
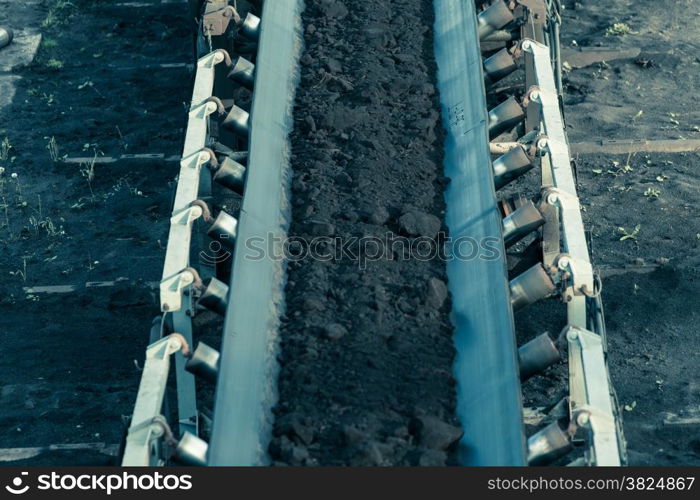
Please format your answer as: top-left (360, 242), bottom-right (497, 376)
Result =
top-left (208, 0), bottom-right (303, 465)
top-left (434, 0), bottom-right (527, 465)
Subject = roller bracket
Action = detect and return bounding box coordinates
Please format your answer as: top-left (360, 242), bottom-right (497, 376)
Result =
top-left (202, 4), bottom-right (239, 37)
top-left (160, 264), bottom-right (200, 313)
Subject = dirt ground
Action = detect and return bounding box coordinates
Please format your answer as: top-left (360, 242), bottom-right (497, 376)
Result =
top-left (0, 0), bottom-right (190, 465)
top-left (515, 0), bottom-right (700, 466)
top-left (270, 0), bottom-right (461, 466)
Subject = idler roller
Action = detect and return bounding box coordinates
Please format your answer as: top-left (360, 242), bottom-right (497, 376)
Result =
top-left (510, 263), bottom-right (556, 311)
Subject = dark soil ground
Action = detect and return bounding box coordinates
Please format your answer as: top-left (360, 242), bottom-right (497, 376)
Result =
top-left (563, 0), bottom-right (700, 466)
top-left (0, 0), bottom-right (191, 465)
top-left (516, 0), bottom-right (700, 466)
top-left (270, 0), bottom-right (461, 466)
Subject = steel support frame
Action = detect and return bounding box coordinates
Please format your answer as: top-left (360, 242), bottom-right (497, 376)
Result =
top-left (124, 49), bottom-right (225, 447)
top-left (158, 49), bottom-right (229, 439)
top-left (121, 335), bottom-right (187, 466)
top-left (521, 38), bottom-right (624, 465)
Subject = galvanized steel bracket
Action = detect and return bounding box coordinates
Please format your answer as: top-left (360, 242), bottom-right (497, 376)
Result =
top-left (203, 3), bottom-right (239, 37)
top-left (514, 0), bottom-right (547, 25)
top-left (565, 326), bottom-right (622, 466)
top-left (160, 209), bottom-right (203, 312)
top-left (122, 335), bottom-right (189, 466)
top-left (197, 48), bottom-right (229, 70)
top-left (556, 255), bottom-right (595, 301)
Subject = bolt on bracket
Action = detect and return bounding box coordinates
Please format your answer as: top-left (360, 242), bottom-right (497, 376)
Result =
top-left (550, 253), bottom-right (595, 302)
top-left (565, 325), bottom-right (623, 466)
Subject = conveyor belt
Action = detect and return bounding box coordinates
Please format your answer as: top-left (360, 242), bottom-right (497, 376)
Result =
top-left (434, 0), bottom-right (527, 466)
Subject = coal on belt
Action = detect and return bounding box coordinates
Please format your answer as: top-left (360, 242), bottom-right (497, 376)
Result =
top-left (270, 0), bottom-right (461, 466)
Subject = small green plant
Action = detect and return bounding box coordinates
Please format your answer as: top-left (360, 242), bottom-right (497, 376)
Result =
top-left (80, 144), bottom-right (101, 200)
top-left (28, 215), bottom-right (63, 237)
top-left (610, 152), bottom-right (635, 175)
top-left (0, 137), bottom-right (12, 163)
top-left (9, 258), bottom-right (28, 282)
top-left (77, 80), bottom-right (94, 90)
top-left (644, 187), bottom-right (661, 199)
top-left (41, 10), bottom-right (59, 28)
top-left (0, 196), bottom-right (10, 231)
top-left (618, 225), bottom-right (640, 241)
top-left (46, 136), bottom-right (61, 162)
top-left (8, 172), bottom-right (25, 206)
top-left (45, 58), bottom-right (64, 70)
top-left (42, 38), bottom-right (58, 49)
top-left (41, 1), bottom-right (75, 28)
top-left (87, 253), bottom-right (99, 271)
top-left (41, 93), bottom-right (56, 105)
top-left (606, 23), bottom-right (637, 36)
top-left (80, 160), bottom-right (96, 200)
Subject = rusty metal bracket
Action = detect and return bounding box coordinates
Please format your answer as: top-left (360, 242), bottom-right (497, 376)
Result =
top-left (514, 0), bottom-right (547, 25)
top-left (537, 191), bottom-right (560, 268)
top-left (547, 252), bottom-right (595, 305)
top-left (202, 2), bottom-right (240, 37)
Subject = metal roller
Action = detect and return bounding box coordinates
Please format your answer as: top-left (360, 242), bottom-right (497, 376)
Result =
top-left (239, 12), bottom-right (261, 41)
top-left (222, 105), bottom-right (250, 138)
top-left (510, 263), bottom-right (556, 311)
top-left (213, 156), bottom-right (247, 194)
top-left (477, 0), bottom-right (514, 40)
top-left (173, 431), bottom-right (208, 466)
top-left (207, 211), bottom-right (238, 250)
top-left (527, 419), bottom-right (573, 466)
top-left (185, 342), bottom-right (220, 383)
top-left (228, 56), bottom-right (255, 90)
top-left (0, 27), bottom-right (12, 49)
top-left (198, 278), bottom-right (229, 316)
top-left (502, 200), bottom-right (545, 247)
top-left (492, 144), bottom-right (533, 190)
top-left (518, 333), bottom-right (561, 381)
top-left (488, 96), bottom-right (525, 139)
top-left (484, 47), bottom-right (518, 87)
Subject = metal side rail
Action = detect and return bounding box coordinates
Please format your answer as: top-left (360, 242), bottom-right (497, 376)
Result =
top-left (476, 0), bottom-right (625, 466)
top-left (461, 0), bottom-right (624, 466)
top-left (434, 0), bottom-right (527, 465)
top-left (208, 0), bottom-right (303, 465)
top-left (522, 37), bottom-right (625, 466)
top-left (122, 48), bottom-right (229, 466)
top-left (122, 0), bottom-right (263, 465)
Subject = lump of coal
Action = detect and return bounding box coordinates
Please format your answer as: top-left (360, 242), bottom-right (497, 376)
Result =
top-left (324, 323), bottom-right (347, 340)
top-left (425, 278), bottom-right (448, 309)
top-left (411, 415), bottom-right (463, 451)
top-left (398, 211), bottom-right (442, 238)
